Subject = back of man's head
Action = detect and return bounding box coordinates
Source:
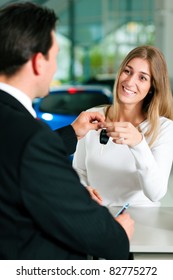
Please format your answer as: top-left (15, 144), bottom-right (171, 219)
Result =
top-left (0, 2), bottom-right (58, 76)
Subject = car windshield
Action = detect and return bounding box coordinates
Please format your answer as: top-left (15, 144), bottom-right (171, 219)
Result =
top-left (39, 91), bottom-right (110, 115)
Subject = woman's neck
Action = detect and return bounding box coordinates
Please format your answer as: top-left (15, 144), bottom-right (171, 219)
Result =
top-left (107, 105), bottom-right (146, 127)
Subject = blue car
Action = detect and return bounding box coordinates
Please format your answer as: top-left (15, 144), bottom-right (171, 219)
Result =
top-left (33, 85), bottom-right (112, 130)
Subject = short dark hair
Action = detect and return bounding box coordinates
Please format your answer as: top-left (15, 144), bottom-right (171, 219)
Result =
top-left (0, 2), bottom-right (58, 75)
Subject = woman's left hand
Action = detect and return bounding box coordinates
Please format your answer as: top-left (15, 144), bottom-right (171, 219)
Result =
top-left (105, 122), bottom-right (143, 147)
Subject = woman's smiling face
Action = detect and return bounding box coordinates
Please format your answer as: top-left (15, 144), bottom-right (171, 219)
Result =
top-left (117, 57), bottom-right (152, 106)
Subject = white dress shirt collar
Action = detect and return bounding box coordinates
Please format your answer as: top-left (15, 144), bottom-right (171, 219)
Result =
top-left (0, 82), bottom-right (36, 118)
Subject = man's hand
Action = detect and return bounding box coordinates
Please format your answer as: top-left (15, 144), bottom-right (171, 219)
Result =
top-left (115, 213), bottom-right (135, 241)
top-left (71, 111), bottom-right (105, 140)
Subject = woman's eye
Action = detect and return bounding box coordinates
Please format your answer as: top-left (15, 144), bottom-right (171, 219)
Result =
top-left (140, 76), bottom-right (147, 81)
top-left (124, 69), bottom-right (130, 74)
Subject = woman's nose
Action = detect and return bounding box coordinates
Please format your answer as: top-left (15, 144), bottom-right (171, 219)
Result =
top-left (125, 74), bottom-right (137, 85)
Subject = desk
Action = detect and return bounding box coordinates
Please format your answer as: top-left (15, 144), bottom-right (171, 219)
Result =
top-left (109, 207), bottom-right (173, 259)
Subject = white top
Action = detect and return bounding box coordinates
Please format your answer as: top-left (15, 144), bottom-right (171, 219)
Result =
top-left (73, 106), bottom-right (173, 207)
top-left (0, 82), bottom-right (36, 118)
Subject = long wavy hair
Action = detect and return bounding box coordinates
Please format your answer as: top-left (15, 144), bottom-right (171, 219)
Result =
top-left (111, 45), bottom-right (173, 146)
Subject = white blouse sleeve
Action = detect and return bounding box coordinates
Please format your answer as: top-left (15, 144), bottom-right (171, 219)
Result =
top-left (129, 120), bottom-right (173, 201)
top-left (73, 137), bottom-right (89, 187)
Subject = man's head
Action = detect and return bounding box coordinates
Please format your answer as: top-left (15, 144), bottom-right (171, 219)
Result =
top-left (0, 1), bottom-right (58, 76)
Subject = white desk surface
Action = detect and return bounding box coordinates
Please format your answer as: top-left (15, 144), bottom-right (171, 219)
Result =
top-left (109, 207), bottom-right (173, 253)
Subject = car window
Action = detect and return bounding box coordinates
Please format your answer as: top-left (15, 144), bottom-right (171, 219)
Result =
top-left (39, 92), bottom-right (111, 115)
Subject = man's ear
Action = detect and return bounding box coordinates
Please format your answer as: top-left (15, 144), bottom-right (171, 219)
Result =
top-left (31, 52), bottom-right (45, 75)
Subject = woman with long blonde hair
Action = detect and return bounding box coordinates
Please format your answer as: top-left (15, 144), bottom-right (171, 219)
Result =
top-left (73, 45), bottom-right (173, 207)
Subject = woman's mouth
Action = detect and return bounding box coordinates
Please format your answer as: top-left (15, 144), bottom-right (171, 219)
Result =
top-left (122, 86), bottom-right (136, 96)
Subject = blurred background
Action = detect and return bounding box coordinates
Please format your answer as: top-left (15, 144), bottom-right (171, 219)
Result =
top-left (1, 0), bottom-right (173, 90)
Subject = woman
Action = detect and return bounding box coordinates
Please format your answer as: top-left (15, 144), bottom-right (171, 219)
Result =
top-left (73, 45), bottom-right (173, 207)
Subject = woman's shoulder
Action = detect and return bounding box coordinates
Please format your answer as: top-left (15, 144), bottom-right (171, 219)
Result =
top-left (140, 116), bottom-right (173, 136)
top-left (158, 117), bottom-right (173, 139)
top-left (142, 116), bottom-right (173, 127)
top-left (159, 116), bottom-right (173, 128)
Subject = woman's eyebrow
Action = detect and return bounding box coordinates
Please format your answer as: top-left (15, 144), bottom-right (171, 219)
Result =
top-left (126, 64), bottom-right (151, 77)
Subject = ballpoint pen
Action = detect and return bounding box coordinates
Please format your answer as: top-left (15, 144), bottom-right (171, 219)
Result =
top-left (115, 203), bottom-right (129, 217)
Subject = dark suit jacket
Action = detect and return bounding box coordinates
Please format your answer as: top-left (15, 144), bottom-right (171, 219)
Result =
top-left (0, 89), bottom-right (129, 259)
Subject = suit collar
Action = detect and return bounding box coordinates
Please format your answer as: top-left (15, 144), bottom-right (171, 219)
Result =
top-left (0, 89), bottom-right (35, 117)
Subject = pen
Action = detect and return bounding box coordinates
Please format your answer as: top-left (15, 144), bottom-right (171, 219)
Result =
top-left (115, 203), bottom-right (129, 217)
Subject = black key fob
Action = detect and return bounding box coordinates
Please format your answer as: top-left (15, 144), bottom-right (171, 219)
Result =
top-left (100, 129), bottom-right (109, 145)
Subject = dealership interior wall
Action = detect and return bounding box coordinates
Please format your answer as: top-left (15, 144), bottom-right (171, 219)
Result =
top-left (0, 0), bottom-right (173, 84)
top-left (155, 0), bottom-right (173, 88)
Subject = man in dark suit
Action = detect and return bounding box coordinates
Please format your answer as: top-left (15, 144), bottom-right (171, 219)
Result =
top-left (0, 2), bottom-right (134, 260)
